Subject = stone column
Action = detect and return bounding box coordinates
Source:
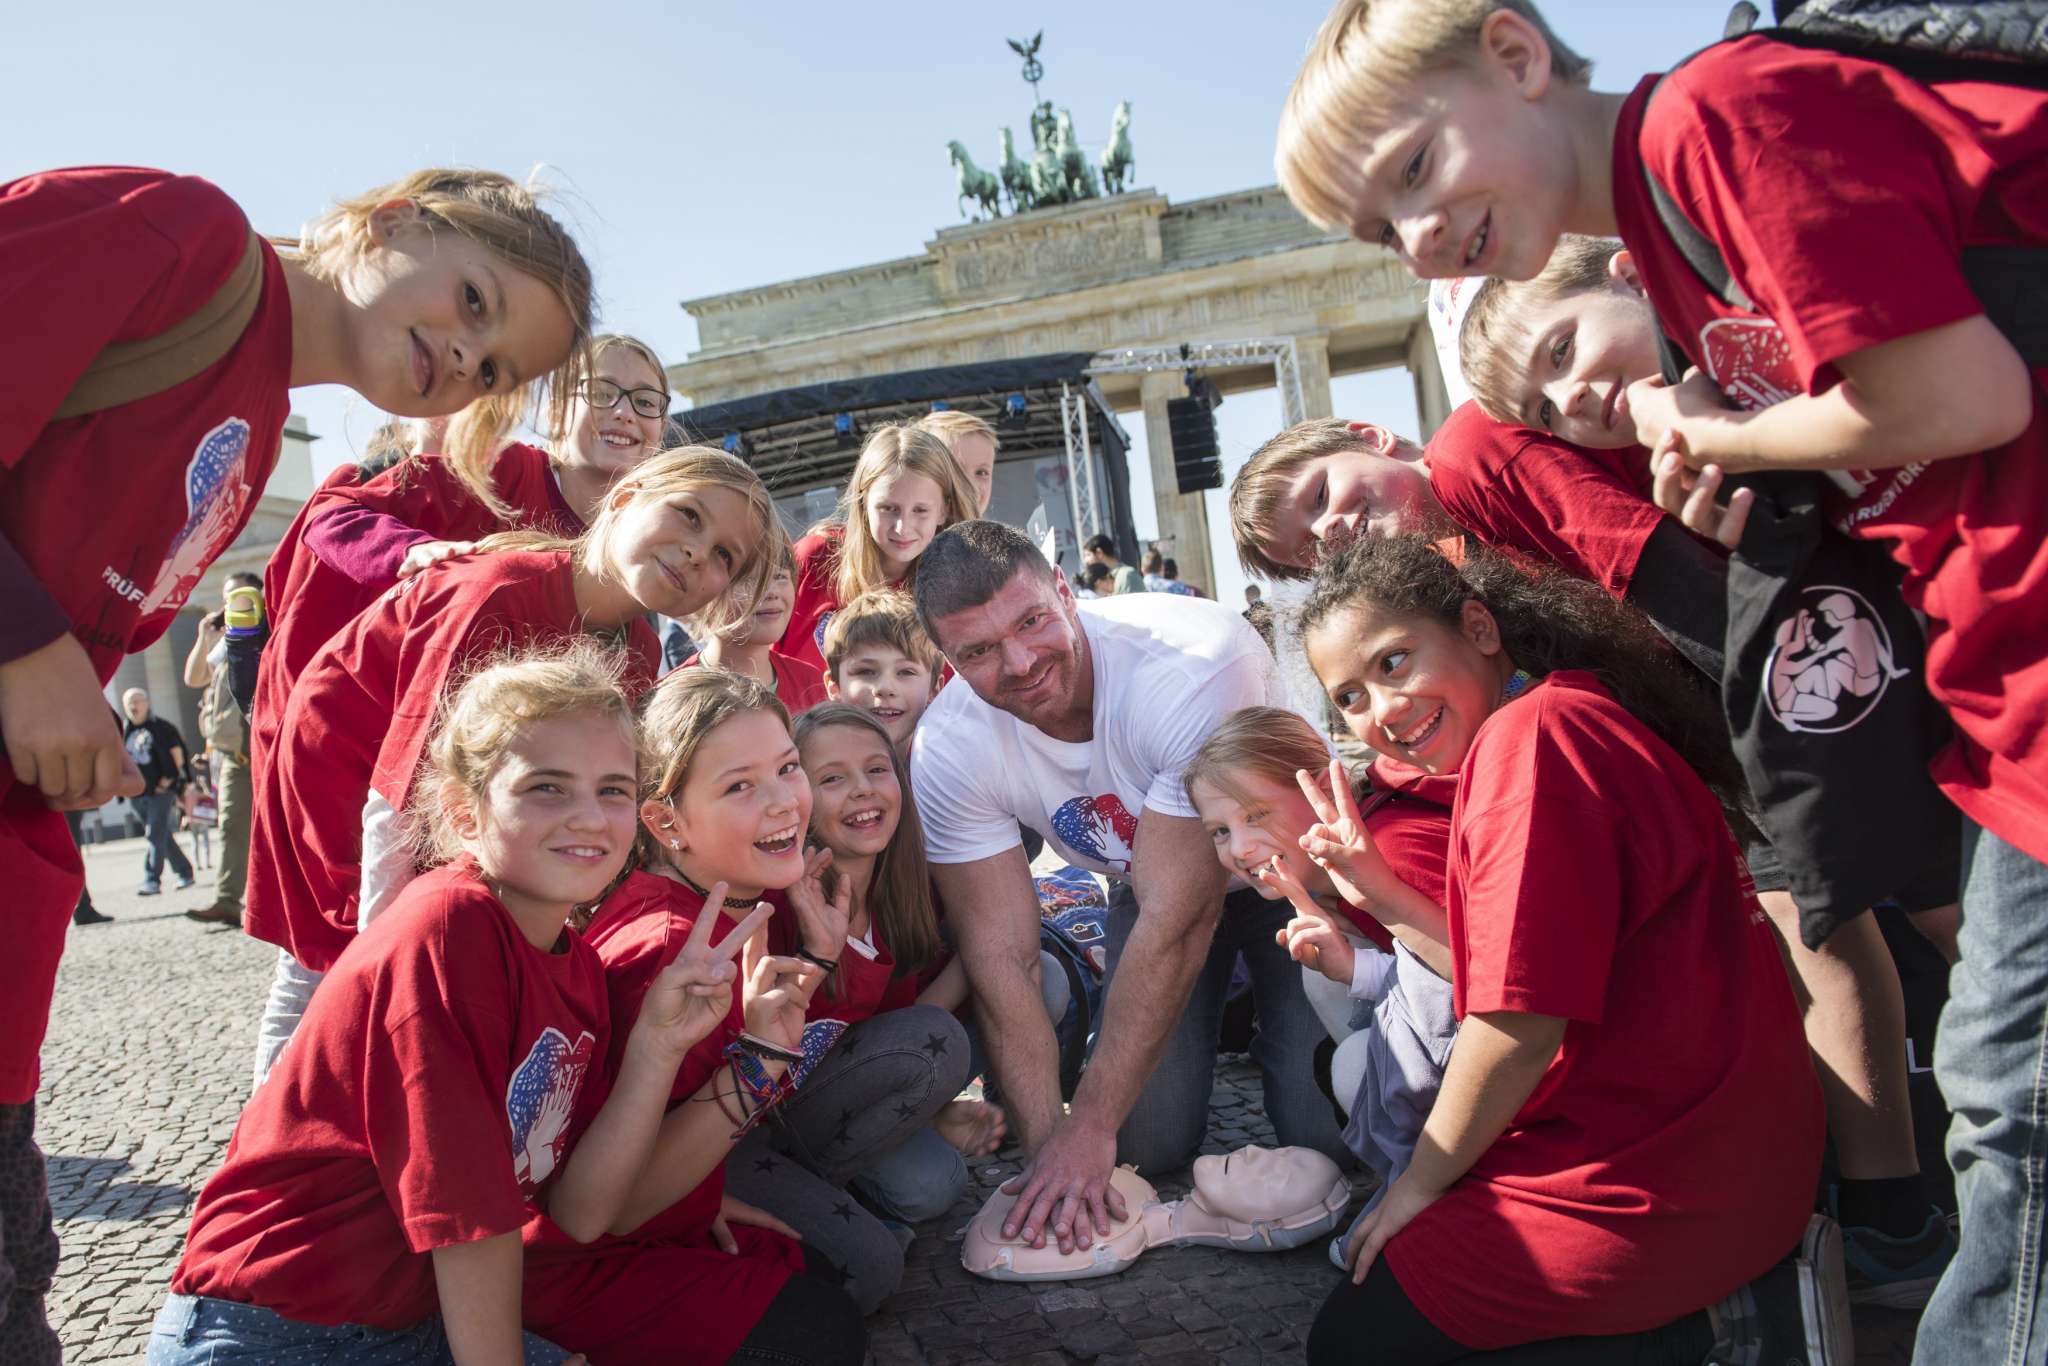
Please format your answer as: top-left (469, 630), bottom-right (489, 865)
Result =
top-left (141, 632), bottom-right (187, 737)
top-left (1139, 369), bottom-right (1217, 595)
top-left (1408, 322), bottom-right (1453, 438)
top-left (1293, 333), bottom-right (1334, 423)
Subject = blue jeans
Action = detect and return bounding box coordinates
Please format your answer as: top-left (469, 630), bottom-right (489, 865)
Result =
top-left (1104, 882), bottom-right (1347, 1173)
top-left (146, 1293), bottom-right (573, 1365)
top-left (136, 790), bottom-right (192, 888)
top-left (1916, 818), bottom-right (2048, 1365)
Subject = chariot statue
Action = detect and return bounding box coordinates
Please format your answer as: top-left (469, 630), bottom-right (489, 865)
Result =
top-left (944, 33), bottom-right (1136, 220)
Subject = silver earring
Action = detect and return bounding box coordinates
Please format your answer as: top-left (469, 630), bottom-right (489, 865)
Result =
top-left (669, 838), bottom-right (681, 850)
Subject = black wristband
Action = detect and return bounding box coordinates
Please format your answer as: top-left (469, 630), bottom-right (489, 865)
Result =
top-left (795, 946), bottom-right (839, 974)
top-left (738, 1032), bottom-right (803, 1064)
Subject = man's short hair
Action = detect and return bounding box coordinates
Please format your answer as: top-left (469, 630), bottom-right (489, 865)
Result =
top-left (913, 520), bottom-right (1058, 641)
top-left (1459, 234), bottom-right (1626, 425)
top-left (224, 571), bottom-right (262, 592)
top-left (1081, 533), bottom-right (1116, 557)
top-left (1229, 418), bottom-right (1375, 582)
top-left (821, 589), bottom-right (943, 681)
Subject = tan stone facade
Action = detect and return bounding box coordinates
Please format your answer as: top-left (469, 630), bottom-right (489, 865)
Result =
top-left (670, 187), bottom-right (1446, 592)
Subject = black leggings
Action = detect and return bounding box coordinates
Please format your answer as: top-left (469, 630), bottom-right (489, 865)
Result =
top-left (1307, 1258), bottom-right (1714, 1365)
top-left (729, 1270), bottom-right (866, 1366)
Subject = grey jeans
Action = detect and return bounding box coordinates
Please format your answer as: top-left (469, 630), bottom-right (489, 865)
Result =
top-left (724, 1003), bottom-right (970, 1315)
top-left (1104, 882), bottom-right (1348, 1173)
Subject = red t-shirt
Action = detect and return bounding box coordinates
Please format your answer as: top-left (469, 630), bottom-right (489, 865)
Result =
top-left (1615, 38), bottom-right (2048, 861)
top-left (243, 549), bottom-right (659, 972)
top-left (252, 444), bottom-right (579, 781)
top-left (778, 527), bottom-right (846, 676)
top-left (675, 647), bottom-right (829, 716)
top-left (172, 862), bottom-right (609, 1329)
top-left (768, 890), bottom-right (922, 1084)
top-left (0, 166), bottom-right (293, 1104)
top-left (1381, 673), bottom-right (1821, 1348)
top-left (1424, 402), bottom-right (1684, 600)
top-left (521, 872), bottom-right (801, 1363)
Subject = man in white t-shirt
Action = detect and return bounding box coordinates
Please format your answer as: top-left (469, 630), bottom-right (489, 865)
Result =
top-left (911, 521), bottom-right (1343, 1256)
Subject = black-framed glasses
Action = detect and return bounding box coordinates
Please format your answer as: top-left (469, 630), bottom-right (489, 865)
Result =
top-left (580, 379), bottom-right (669, 420)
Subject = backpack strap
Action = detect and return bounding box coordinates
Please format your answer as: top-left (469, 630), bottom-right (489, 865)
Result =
top-left (52, 228), bottom-right (266, 421)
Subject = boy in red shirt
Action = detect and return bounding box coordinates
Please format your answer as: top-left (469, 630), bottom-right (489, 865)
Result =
top-left (820, 589), bottom-right (944, 761)
top-left (1276, 4), bottom-right (2048, 1355)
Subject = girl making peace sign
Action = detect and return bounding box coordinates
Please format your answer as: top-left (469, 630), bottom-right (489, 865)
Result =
top-left (520, 668), bottom-right (864, 1366)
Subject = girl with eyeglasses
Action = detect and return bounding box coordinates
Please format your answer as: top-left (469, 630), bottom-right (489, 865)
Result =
top-left (252, 335), bottom-right (671, 791)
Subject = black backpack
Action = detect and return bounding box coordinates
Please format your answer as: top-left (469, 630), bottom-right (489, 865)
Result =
top-left (1627, 1), bottom-right (2048, 942)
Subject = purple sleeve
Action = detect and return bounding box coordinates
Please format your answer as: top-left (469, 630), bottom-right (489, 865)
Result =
top-left (0, 530), bottom-right (71, 667)
top-left (302, 502), bottom-right (439, 589)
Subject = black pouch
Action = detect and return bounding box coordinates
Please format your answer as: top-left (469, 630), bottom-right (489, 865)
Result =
top-left (1723, 472), bottom-right (1961, 946)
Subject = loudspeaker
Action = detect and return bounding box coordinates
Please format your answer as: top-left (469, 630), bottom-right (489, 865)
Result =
top-left (1168, 380), bottom-right (1222, 494)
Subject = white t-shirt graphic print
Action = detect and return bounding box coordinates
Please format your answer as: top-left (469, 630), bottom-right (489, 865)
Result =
top-left (913, 594), bottom-right (1283, 880)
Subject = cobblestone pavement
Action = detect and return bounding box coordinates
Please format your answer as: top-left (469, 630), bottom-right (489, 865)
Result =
top-left (44, 836), bottom-right (1920, 1363)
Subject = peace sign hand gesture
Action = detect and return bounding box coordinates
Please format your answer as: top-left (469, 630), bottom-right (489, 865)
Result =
top-left (787, 846), bottom-right (852, 960)
top-left (632, 884), bottom-right (772, 1065)
top-left (1296, 759), bottom-right (1399, 914)
top-left (741, 922), bottom-right (827, 1056)
top-left (1254, 855), bottom-right (1356, 986)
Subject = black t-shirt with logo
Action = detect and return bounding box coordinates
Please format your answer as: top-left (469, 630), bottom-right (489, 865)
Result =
top-left (123, 715), bottom-right (187, 791)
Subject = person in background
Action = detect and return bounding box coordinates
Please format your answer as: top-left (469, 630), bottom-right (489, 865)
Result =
top-left (1162, 559), bottom-right (1204, 598)
top-left (1081, 535), bottom-right (1145, 594)
top-left (1244, 584), bottom-right (1263, 609)
top-left (63, 811), bottom-right (109, 927)
top-left (121, 689), bottom-right (194, 897)
top-left (917, 409), bottom-right (1000, 517)
top-left (1076, 562), bottom-right (1113, 599)
top-left (182, 572), bottom-right (262, 927)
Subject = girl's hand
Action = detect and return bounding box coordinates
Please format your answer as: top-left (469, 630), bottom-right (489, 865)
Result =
top-left (786, 846), bottom-right (852, 959)
top-left (1649, 434), bottom-right (1754, 550)
top-left (711, 1194), bottom-right (801, 1254)
top-left (740, 922), bottom-right (826, 1053)
top-left (632, 888), bottom-right (771, 1065)
top-left (396, 538), bottom-right (477, 580)
top-left (1295, 760), bottom-right (1398, 912)
top-left (1254, 855), bottom-right (1357, 985)
top-left (1344, 1172), bottom-right (1445, 1285)
top-left (0, 635), bottom-right (145, 810)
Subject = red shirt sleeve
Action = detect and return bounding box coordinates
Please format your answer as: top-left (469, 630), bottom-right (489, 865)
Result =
top-left (0, 168), bottom-right (247, 467)
top-left (1648, 38), bottom-right (1990, 389)
top-left (1427, 405), bottom-right (1667, 600)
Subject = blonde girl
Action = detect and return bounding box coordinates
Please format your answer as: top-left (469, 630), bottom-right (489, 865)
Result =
top-left (523, 667), bottom-right (864, 1366)
top-left (0, 164), bottom-right (593, 1354)
top-left (1185, 705), bottom-right (1458, 1235)
top-left (779, 422), bottom-right (979, 672)
top-left (244, 447), bottom-right (784, 1082)
top-left (254, 334), bottom-right (671, 784)
top-left (154, 643), bottom-right (740, 1366)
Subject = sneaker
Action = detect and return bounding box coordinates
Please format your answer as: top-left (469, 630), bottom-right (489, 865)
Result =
top-left (72, 906), bottom-right (113, 926)
top-left (137, 883), bottom-right (162, 897)
top-left (1706, 1214), bottom-right (1854, 1365)
top-left (175, 876), bottom-right (196, 890)
top-left (185, 901), bottom-right (242, 927)
top-left (1827, 1188), bottom-right (1957, 1309)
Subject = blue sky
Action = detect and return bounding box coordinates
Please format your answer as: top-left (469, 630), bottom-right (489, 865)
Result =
top-left (6, 1), bottom-right (1698, 604)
